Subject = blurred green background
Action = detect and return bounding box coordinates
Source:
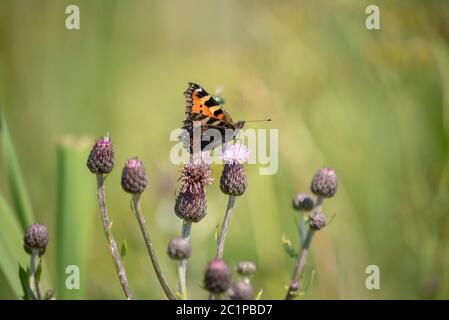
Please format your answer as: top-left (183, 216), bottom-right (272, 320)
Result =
top-left (1, 0), bottom-right (449, 299)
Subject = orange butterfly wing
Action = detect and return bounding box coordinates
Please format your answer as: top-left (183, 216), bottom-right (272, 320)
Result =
top-left (186, 83), bottom-right (226, 121)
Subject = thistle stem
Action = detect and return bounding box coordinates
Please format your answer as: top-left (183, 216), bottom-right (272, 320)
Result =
top-left (209, 195), bottom-right (236, 300)
top-left (285, 228), bottom-right (315, 300)
top-left (178, 220), bottom-right (191, 300)
top-left (96, 174), bottom-right (133, 300)
top-left (215, 195), bottom-right (236, 259)
top-left (285, 195), bottom-right (323, 300)
top-left (299, 214), bottom-right (306, 248)
top-left (28, 250), bottom-right (42, 300)
top-left (131, 194), bottom-right (176, 300)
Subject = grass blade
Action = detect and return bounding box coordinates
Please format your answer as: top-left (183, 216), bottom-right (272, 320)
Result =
top-left (0, 110), bottom-right (34, 230)
top-left (55, 136), bottom-right (96, 299)
top-left (0, 193), bottom-right (28, 298)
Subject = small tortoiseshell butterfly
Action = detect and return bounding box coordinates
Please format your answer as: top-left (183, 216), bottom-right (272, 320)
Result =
top-left (181, 82), bottom-right (245, 152)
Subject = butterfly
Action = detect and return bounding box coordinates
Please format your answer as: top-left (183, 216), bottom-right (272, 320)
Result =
top-left (181, 82), bottom-right (245, 152)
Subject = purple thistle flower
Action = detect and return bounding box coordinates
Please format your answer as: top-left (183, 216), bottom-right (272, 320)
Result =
top-left (221, 143), bottom-right (249, 164)
top-left (179, 162), bottom-right (213, 195)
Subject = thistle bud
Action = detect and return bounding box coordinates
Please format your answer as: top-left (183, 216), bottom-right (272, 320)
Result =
top-left (204, 259), bottom-right (232, 294)
top-left (292, 192), bottom-right (314, 211)
top-left (167, 237), bottom-right (191, 260)
top-left (24, 223), bottom-right (49, 255)
top-left (220, 164), bottom-right (247, 196)
top-left (289, 281), bottom-right (300, 293)
top-left (229, 281), bottom-right (254, 300)
top-left (121, 158), bottom-right (148, 194)
top-left (220, 144), bottom-right (249, 196)
top-left (174, 189), bottom-right (207, 223)
top-left (309, 210), bottom-right (326, 230)
top-left (311, 167), bottom-right (338, 198)
top-left (236, 261), bottom-right (256, 276)
top-left (87, 135), bottom-right (114, 174)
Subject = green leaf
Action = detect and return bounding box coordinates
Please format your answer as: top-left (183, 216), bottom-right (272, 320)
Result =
top-left (55, 136), bottom-right (96, 300)
top-left (18, 265), bottom-right (30, 300)
top-left (0, 110), bottom-right (34, 230)
top-left (35, 262), bottom-right (42, 283)
top-left (255, 289), bottom-right (263, 300)
top-left (0, 194), bottom-right (29, 298)
top-left (175, 291), bottom-right (184, 300)
top-left (120, 240), bottom-right (128, 260)
top-left (300, 264), bottom-right (316, 293)
top-left (281, 234), bottom-right (297, 258)
top-left (214, 224), bottom-right (219, 242)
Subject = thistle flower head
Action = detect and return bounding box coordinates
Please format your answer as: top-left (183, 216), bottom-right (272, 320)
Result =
top-left (87, 135), bottom-right (114, 174)
top-left (292, 192), bottom-right (314, 211)
top-left (220, 163), bottom-right (247, 196)
top-left (174, 188), bottom-right (207, 223)
top-left (220, 144), bottom-right (248, 196)
top-left (311, 167), bottom-right (338, 198)
top-left (121, 157), bottom-right (148, 194)
top-left (229, 281), bottom-right (254, 300)
top-left (309, 210), bottom-right (327, 230)
top-left (24, 223), bottom-right (49, 255)
top-left (221, 143), bottom-right (249, 164)
top-left (204, 259), bottom-right (232, 294)
top-left (179, 162), bottom-right (213, 195)
top-left (236, 261), bottom-right (257, 276)
top-left (167, 237), bottom-right (191, 260)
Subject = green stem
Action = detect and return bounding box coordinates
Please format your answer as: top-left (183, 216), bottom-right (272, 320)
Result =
top-left (216, 195), bottom-right (236, 259)
top-left (285, 228), bottom-right (315, 300)
top-left (178, 220), bottom-right (191, 300)
top-left (285, 195), bottom-right (324, 300)
top-left (28, 250), bottom-right (40, 300)
top-left (299, 214), bottom-right (305, 248)
top-left (131, 194), bottom-right (176, 300)
top-left (208, 195), bottom-right (237, 300)
top-left (96, 174), bottom-right (133, 300)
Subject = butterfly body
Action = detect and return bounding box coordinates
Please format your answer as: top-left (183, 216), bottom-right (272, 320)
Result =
top-left (182, 82), bottom-right (244, 152)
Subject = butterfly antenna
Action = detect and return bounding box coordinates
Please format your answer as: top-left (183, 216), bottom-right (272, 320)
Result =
top-left (244, 118), bottom-right (272, 123)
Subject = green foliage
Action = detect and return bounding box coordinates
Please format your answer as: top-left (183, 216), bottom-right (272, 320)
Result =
top-left (0, 111), bottom-right (34, 230)
top-left (0, 193), bottom-right (28, 298)
top-left (120, 240), bottom-right (128, 260)
top-left (1, 0), bottom-right (449, 299)
top-left (18, 265), bottom-right (30, 300)
top-left (55, 137), bottom-right (96, 299)
top-left (255, 289), bottom-right (263, 300)
top-left (281, 234), bottom-right (297, 258)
